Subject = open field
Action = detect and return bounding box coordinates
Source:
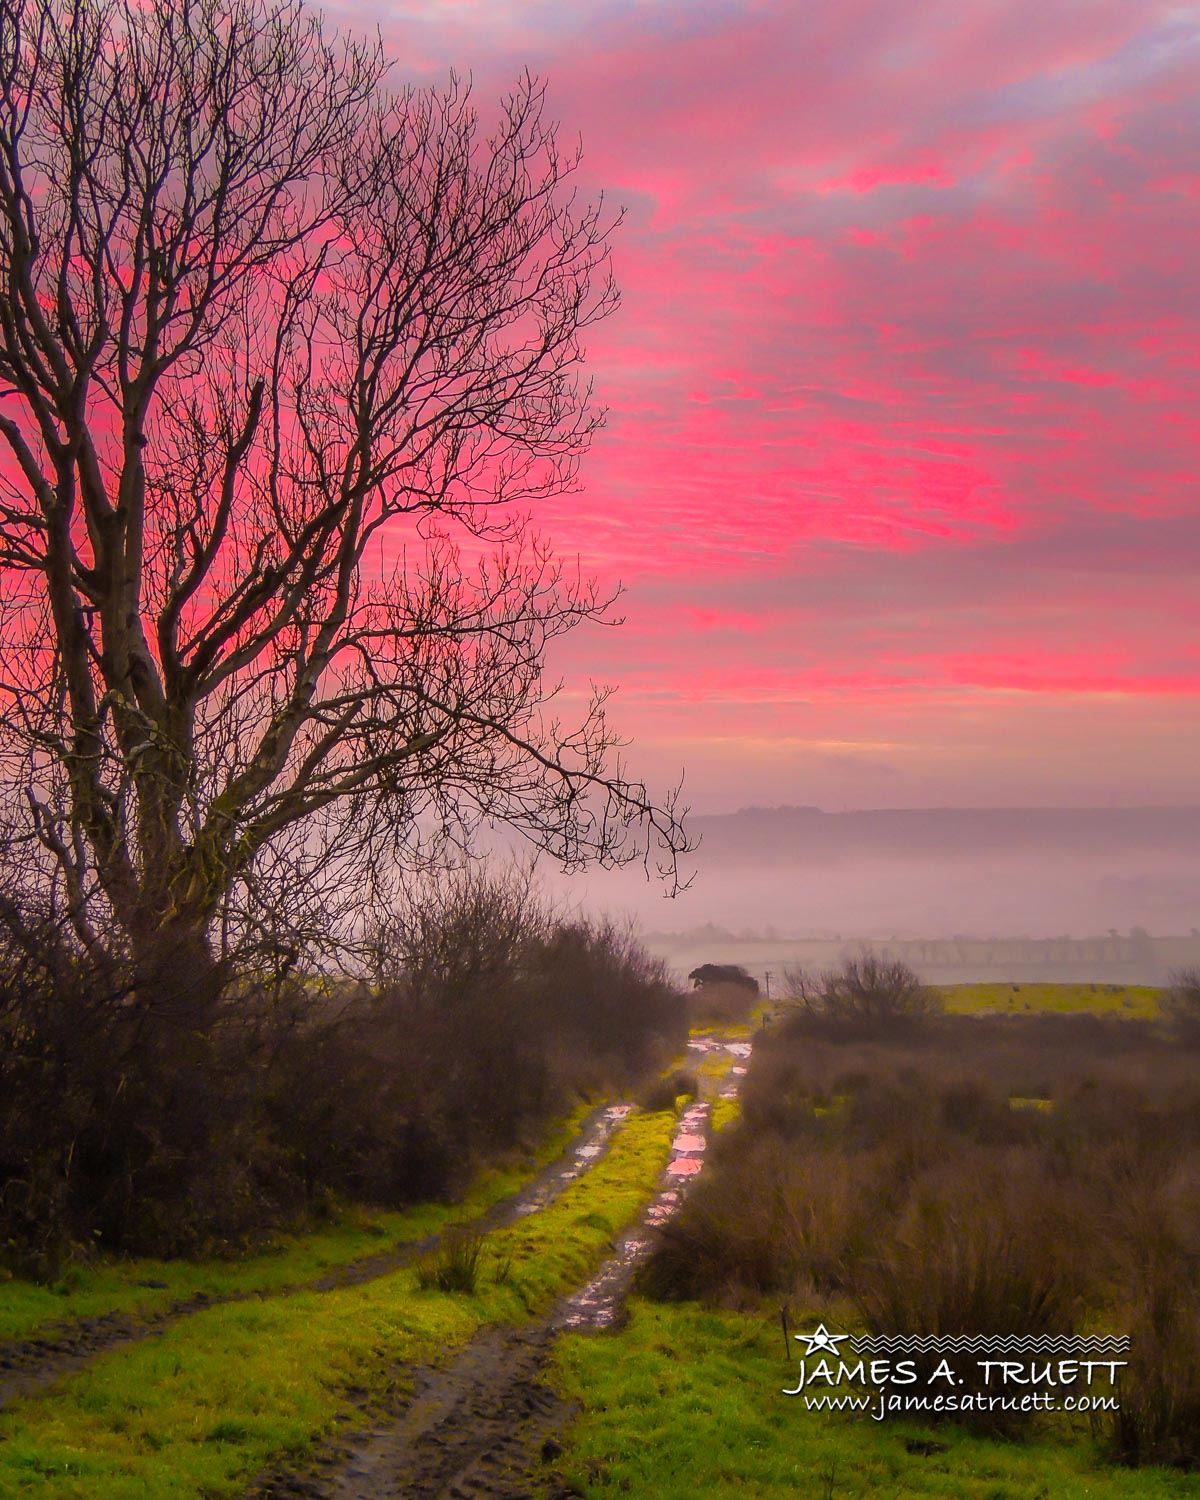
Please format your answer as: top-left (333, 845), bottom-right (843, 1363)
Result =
top-left (553, 1299), bottom-right (1195, 1500)
top-left (542, 991), bottom-right (1200, 1492)
top-left (937, 981), bottom-right (1164, 1018)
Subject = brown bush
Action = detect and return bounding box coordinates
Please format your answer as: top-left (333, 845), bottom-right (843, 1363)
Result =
top-left (1163, 966), bottom-right (1200, 1044)
top-left (784, 951), bottom-right (941, 1028)
top-left (640, 1006), bottom-right (1200, 1448)
top-left (0, 868), bottom-right (687, 1268)
top-left (637, 1132), bottom-right (894, 1305)
top-left (686, 979), bottom-right (759, 1025)
top-left (1105, 1157), bottom-right (1200, 1467)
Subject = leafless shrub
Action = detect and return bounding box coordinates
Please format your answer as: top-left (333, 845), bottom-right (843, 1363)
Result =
top-left (785, 951), bottom-right (942, 1029)
top-left (0, 864), bottom-right (686, 1265)
top-left (687, 981), bottom-right (760, 1025)
top-left (1163, 967), bottom-right (1200, 1043)
top-left (686, 965), bottom-right (760, 1024)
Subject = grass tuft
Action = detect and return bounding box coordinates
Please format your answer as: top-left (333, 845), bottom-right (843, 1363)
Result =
top-left (415, 1222), bottom-right (486, 1294)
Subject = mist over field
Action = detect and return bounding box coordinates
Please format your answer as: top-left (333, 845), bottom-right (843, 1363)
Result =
top-left (549, 805), bottom-right (1200, 956)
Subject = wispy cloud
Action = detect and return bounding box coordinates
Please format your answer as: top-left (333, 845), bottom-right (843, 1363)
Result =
top-left (339, 0), bottom-right (1200, 806)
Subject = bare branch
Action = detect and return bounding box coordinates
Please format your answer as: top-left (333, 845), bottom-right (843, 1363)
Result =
top-left (0, 0), bottom-right (691, 989)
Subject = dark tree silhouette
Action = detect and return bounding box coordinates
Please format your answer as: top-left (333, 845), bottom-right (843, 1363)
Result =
top-left (687, 963), bottom-right (759, 995)
top-left (0, 0), bottom-right (689, 1003)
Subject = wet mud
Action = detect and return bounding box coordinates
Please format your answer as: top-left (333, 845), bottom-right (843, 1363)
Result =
top-left (0, 1103), bottom-right (630, 1413)
top-left (249, 1035), bottom-right (751, 1500)
top-left (251, 1324), bottom-right (580, 1500)
top-left (0, 1294), bottom-right (221, 1412)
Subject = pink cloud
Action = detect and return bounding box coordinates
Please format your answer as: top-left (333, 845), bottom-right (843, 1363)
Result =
top-left (329, 0), bottom-right (1200, 807)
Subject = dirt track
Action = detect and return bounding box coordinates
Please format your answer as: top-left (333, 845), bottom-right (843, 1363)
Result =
top-left (1, 1037), bottom-right (749, 1498)
top-left (247, 1037), bottom-right (750, 1500)
top-left (252, 1323), bottom-right (579, 1500)
top-left (0, 1102), bottom-right (629, 1413)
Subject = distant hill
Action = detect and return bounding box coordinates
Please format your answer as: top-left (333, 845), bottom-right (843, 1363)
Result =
top-left (688, 805), bottom-right (1200, 865)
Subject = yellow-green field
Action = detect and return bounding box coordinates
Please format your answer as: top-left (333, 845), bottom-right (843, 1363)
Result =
top-left (937, 981), bottom-right (1163, 1018)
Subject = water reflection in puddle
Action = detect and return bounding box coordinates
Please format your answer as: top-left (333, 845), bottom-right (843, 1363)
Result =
top-left (646, 1190), bottom-right (679, 1225)
top-left (555, 1039), bottom-right (755, 1330)
top-left (672, 1133), bottom-right (706, 1152)
top-left (512, 1102), bottom-right (634, 1218)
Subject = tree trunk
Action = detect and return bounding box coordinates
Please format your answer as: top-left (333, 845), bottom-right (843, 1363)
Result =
top-left (128, 913), bottom-right (223, 1031)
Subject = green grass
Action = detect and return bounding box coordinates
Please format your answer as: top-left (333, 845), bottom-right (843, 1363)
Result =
top-left (693, 1049), bottom-right (734, 1087)
top-left (552, 1299), bottom-right (1194, 1499)
top-left (938, 982), bottom-right (1163, 1019)
top-left (0, 1103), bottom-right (594, 1345)
top-left (0, 1109), bottom-right (679, 1499)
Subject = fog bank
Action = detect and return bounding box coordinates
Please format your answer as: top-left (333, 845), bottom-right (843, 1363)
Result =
top-left (545, 806), bottom-right (1200, 958)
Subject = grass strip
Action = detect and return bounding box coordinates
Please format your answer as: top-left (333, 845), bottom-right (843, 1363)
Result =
top-left (0, 1103), bottom-right (594, 1345)
top-left (552, 1298), bottom-right (1194, 1500)
top-left (0, 1109), bottom-right (678, 1499)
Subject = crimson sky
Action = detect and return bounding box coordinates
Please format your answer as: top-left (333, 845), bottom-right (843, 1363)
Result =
top-left (345, 0), bottom-right (1200, 812)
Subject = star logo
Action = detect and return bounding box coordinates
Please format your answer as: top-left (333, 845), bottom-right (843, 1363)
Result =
top-left (794, 1323), bottom-right (849, 1357)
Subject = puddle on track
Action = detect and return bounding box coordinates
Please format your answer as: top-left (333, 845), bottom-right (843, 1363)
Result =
top-left (511, 1103), bottom-right (633, 1219)
top-left (554, 1043), bottom-right (752, 1332)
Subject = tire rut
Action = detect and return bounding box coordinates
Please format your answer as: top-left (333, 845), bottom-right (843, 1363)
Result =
top-left (0, 1102), bottom-right (632, 1412)
top-left (252, 1324), bottom-right (577, 1500)
top-left (247, 1036), bottom-right (752, 1500)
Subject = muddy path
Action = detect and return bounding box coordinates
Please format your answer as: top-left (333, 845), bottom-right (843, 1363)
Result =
top-left (0, 1102), bottom-right (633, 1413)
top-left (252, 1323), bottom-right (577, 1500)
top-left (250, 1035), bottom-right (752, 1500)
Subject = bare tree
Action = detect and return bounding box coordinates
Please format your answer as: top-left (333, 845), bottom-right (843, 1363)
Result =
top-left (0, 0), bottom-right (689, 1001)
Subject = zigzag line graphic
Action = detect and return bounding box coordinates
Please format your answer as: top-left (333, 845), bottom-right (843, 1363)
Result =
top-left (846, 1335), bottom-right (1129, 1356)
